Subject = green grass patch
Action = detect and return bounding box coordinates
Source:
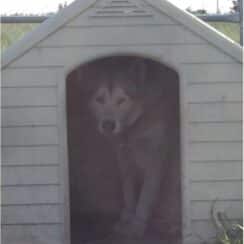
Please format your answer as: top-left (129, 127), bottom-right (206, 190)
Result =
top-left (207, 21), bottom-right (240, 43)
top-left (1, 23), bottom-right (38, 51)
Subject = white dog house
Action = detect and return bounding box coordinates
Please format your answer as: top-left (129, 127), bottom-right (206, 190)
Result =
top-left (2, 0), bottom-right (242, 243)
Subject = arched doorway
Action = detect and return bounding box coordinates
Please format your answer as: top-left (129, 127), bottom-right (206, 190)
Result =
top-left (66, 56), bottom-right (182, 244)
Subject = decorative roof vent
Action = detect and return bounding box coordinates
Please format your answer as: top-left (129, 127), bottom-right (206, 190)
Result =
top-left (90, 0), bottom-right (153, 17)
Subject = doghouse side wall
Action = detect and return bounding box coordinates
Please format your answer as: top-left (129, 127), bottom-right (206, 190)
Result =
top-left (182, 63), bottom-right (242, 240)
top-left (2, 1), bottom-right (242, 243)
top-left (2, 68), bottom-right (63, 244)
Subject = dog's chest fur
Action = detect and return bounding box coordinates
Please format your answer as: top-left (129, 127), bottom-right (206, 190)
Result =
top-left (116, 109), bottom-right (167, 171)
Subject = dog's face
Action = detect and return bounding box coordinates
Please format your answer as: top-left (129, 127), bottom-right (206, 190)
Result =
top-left (90, 82), bottom-right (143, 136)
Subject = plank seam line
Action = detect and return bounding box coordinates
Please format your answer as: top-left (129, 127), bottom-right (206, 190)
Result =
top-left (2, 144), bottom-right (59, 148)
top-left (2, 184), bottom-right (60, 188)
top-left (187, 81), bottom-right (242, 85)
top-left (1, 203), bottom-right (61, 207)
top-left (37, 42), bottom-right (205, 48)
top-left (66, 23), bottom-right (177, 27)
top-left (191, 199), bottom-right (242, 202)
top-left (189, 140), bottom-right (242, 144)
top-left (2, 105), bottom-right (57, 109)
top-left (2, 164), bottom-right (59, 167)
top-left (2, 86), bottom-right (57, 89)
top-left (2, 222), bottom-right (63, 226)
top-left (191, 179), bottom-right (242, 183)
top-left (2, 125), bottom-right (58, 128)
top-left (188, 101), bottom-right (242, 105)
top-left (189, 121), bottom-right (242, 124)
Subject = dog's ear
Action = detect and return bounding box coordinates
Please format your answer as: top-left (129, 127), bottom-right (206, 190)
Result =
top-left (76, 64), bottom-right (101, 97)
top-left (125, 59), bottom-right (148, 97)
top-left (128, 59), bottom-right (147, 83)
top-left (127, 59), bottom-right (171, 102)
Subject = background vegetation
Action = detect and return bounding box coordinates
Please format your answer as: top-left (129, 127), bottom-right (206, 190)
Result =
top-left (208, 22), bottom-right (240, 43)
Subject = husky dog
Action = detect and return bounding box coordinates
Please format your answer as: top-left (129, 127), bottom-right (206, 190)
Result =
top-left (81, 57), bottom-right (177, 238)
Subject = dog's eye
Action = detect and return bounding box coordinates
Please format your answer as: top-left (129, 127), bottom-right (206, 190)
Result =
top-left (95, 96), bottom-right (105, 104)
top-left (117, 97), bottom-right (126, 106)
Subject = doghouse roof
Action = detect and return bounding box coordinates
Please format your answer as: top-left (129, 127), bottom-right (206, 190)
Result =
top-left (2, 0), bottom-right (242, 68)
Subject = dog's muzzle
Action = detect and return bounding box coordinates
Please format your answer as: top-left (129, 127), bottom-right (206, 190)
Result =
top-left (101, 120), bottom-right (116, 134)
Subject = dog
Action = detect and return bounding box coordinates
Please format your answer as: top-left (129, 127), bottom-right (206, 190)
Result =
top-left (80, 56), bottom-right (177, 238)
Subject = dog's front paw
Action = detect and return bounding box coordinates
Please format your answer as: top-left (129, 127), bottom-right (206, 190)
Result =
top-left (128, 218), bottom-right (146, 238)
top-left (113, 217), bottom-right (146, 239)
top-left (113, 210), bottom-right (133, 233)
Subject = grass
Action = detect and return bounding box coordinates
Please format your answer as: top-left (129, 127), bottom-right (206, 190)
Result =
top-left (208, 21), bottom-right (240, 43)
top-left (1, 23), bottom-right (38, 52)
top-left (0, 21), bottom-right (241, 52)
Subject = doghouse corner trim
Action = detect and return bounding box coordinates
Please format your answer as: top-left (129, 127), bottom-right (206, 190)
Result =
top-left (1, 0), bottom-right (242, 69)
top-left (57, 71), bottom-right (71, 244)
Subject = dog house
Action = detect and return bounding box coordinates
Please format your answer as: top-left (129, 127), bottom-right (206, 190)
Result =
top-left (1, 0), bottom-right (242, 244)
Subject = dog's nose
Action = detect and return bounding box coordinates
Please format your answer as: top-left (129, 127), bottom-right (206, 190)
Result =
top-left (102, 120), bottom-right (116, 133)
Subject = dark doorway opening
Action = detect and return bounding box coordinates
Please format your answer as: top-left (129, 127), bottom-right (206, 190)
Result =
top-left (66, 56), bottom-right (182, 244)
